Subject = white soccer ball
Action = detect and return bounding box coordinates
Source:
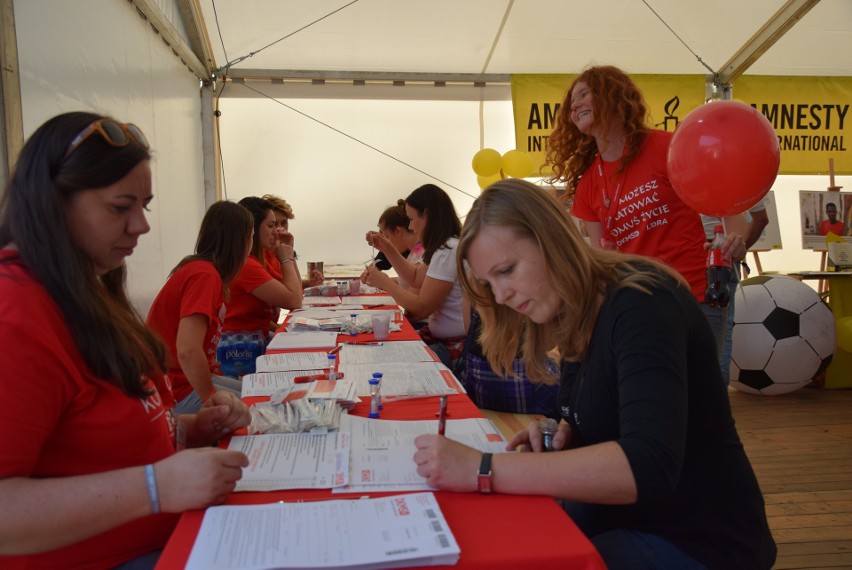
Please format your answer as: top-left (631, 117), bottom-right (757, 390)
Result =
top-left (730, 275), bottom-right (835, 395)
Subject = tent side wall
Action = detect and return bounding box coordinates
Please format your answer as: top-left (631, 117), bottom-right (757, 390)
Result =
top-left (14, 0), bottom-right (205, 316)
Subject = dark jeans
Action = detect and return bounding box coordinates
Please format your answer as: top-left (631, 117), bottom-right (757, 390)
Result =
top-left (561, 501), bottom-right (707, 570)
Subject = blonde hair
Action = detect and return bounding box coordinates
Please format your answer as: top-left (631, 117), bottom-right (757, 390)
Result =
top-left (262, 194), bottom-right (295, 219)
top-left (457, 179), bottom-right (683, 382)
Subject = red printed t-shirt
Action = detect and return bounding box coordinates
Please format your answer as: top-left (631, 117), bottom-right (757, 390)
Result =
top-left (572, 129), bottom-right (707, 301)
top-left (223, 255), bottom-right (276, 337)
top-left (146, 260), bottom-right (225, 402)
top-left (264, 248), bottom-right (283, 280)
top-left (0, 250), bottom-right (178, 570)
top-left (818, 219), bottom-right (845, 236)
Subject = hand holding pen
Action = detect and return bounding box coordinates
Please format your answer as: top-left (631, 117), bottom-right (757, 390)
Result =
top-left (437, 395), bottom-right (448, 436)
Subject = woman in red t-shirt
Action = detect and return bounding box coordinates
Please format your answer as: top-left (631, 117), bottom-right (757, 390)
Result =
top-left (0, 112), bottom-right (251, 569)
top-left (545, 65), bottom-right (748, 352)
top-left (223, 196), bottom-right (303, 339)
top-left (147, 201), bottom-right (254, 413)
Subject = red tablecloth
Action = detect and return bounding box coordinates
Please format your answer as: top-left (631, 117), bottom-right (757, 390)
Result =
top-left (155, 300), bottom-right (605, 569)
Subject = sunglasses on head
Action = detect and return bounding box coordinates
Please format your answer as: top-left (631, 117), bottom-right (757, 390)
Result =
top-left (64, 119), bottom-right (150, 159)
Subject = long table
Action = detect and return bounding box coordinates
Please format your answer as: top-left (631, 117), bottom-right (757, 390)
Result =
top-left (156, 299), bottom-right (605, 569)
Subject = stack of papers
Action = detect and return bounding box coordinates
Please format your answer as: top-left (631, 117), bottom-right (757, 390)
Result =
top-left (302, 295), bottom-right (342, 306)
top-left (228, 432), bottom-right (350, 491)
top-left (255, 352), bottom-right (331, 373)
top-left (185, 493), bottom-right (460, 570)
top-left (288, 316), bottom-right (344, 331)
top-left (266, 331), bottom-right (339, 350)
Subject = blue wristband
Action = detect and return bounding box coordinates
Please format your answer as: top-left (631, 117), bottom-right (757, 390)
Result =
top-left (145, 464), bottom-right (160, 514)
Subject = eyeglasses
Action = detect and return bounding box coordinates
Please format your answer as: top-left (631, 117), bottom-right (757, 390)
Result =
top-left (64, 119), bottom-right (150, 159)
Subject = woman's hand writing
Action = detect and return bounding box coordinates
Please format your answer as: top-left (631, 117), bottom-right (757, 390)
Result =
top-left (154, 448), bottom-right (248, 512)
top-left (413, 434), bottom-right (480, 492)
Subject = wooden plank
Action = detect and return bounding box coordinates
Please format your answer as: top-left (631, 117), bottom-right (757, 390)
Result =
top-left (729, 386), bottom-right (852, 568)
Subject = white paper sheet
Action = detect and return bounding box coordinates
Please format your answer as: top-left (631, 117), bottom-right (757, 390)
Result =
top-left (338, 362), bottom-right (460, 397)
top-left (334, 416), bottom-right (508, 493)
top-left (255, 352), bottom-right (331, 372)
top-left (185, 493), bottom-right (459, 570)
top-left (302, 295), bottom-right (342, 306)
top-left (267, 331), bottom-right (340, 350)
top-left (228, 432), bottom-right (350, 491)
top-left (338, 341), bottom-right (437, 365)
top-left (241, 370), bottom-right (326, 398)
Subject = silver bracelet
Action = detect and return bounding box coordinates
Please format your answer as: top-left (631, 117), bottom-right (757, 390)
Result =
top-left (144, 464), bottom-right (160, 514)
top-left (279, 257), bottom-right (294, 265)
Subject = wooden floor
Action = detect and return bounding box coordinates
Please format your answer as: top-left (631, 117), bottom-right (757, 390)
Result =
top-left (483, 385), bottom-right (852, 569)
top-left (730, 385), bottom-right (852, 569)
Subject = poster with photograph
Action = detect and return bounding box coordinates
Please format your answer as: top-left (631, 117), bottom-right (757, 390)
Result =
top-left (800, 190), bottom-right (852, 251)
top-left (750, 191), bottom-right (782, 252)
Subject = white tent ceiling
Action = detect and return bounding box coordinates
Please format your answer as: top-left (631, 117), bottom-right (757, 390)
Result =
top-left (194, 0), bottom-right (852, 79)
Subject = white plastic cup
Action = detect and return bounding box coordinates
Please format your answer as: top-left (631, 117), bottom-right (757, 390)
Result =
top-left (371, 313), bottom-right (391, 340)
top-left (349, 278), bottom-right (361, 295)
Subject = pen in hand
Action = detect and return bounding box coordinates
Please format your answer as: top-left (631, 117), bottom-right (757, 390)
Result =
top-left (437, 395), bottom-right (448, 436)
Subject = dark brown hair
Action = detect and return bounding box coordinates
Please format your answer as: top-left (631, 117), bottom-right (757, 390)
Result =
top-left (404, 184), bottom-right (461, 264)
top-left (171, 201), bottom-right (254, 297)
top-left (0, 111), bottom-right (166, 398)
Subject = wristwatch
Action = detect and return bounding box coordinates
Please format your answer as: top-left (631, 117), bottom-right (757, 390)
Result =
top-left (477, 452), bottom-right (493, 494)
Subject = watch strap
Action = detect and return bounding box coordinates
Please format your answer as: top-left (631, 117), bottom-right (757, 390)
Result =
top-left (477, 452), bottom-right (493, 494)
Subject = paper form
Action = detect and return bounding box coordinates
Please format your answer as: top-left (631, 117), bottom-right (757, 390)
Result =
top-left (255, 352), bottom-right (331, 373)
top-left (228, 432), bottom-right (350, 491)
top-left (267, 331), bottom-right (339, 350)
top-left (241, 370), bottom-right (326, 398)
top-left (342, 295), bottom-right (397, 306)
top-left (338, 362), bottom-right (459, 397)
top-left (185, 492), bottom-right (460, 570)
top-left (338, 341), bottom-right (438, 365)
top-left (302, 295), bottom-right (342, 306)
top-left (334, 416), bottom-right (508, 493)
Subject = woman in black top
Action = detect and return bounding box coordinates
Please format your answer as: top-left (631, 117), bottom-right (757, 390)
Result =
top-left (413, 179), bottom-right (776, 569)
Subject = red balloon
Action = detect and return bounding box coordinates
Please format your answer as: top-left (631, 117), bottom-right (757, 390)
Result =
top-left (667, 100), bottom-right (780, 216)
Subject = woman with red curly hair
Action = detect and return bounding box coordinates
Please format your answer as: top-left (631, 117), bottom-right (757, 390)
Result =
top-left (546, 65), bottom-right (746, 353)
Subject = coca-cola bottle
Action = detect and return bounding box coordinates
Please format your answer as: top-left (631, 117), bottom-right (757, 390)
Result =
top-left (705, 224), bottom-right (732, 307)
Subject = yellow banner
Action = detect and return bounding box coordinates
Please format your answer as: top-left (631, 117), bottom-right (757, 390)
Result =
top-left (512, 74), bottom-right (851, 176)
top-left (733, 76), bottom-right (851, 175)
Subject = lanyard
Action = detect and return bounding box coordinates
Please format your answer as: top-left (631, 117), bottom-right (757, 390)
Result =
top-left (597, 155), bottom-right (626, 236)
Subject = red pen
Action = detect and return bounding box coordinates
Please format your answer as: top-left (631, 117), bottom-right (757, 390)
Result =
top-left (293, 372), bottom-right (345, 383)
top-left (437, 395), bottom-right (448, 436)
top-left (328, 345), bottom-right (343, 355)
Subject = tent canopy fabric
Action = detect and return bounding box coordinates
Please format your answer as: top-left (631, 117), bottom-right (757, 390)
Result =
top-left (194, 0), bottom-right (851, 79)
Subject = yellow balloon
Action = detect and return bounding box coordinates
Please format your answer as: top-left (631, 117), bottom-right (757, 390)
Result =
top-left (477, 172), bottom-right (502, 190)
top-left (836, 316), bottom-right (852, 353)
top-left (471, 148), bottom-right (502, 177)
top-left (501, 150), bottom-right (534, 178)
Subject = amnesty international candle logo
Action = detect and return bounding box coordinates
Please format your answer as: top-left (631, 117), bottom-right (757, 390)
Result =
top-left (511, 74), bottom-right (851, 176)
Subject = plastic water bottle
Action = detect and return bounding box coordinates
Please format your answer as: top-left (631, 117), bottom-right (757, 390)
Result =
top-left (326, 353), bottom-right (339, 380)
top-left (705, 224), bottom-right (732, 308)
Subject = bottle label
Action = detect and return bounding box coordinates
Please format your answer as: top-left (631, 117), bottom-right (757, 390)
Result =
top-left (707, 248), bottom-right (732, 268)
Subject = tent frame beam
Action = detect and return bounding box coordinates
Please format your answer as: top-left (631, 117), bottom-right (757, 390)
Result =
top-left (129, 0), bottom-right (210, 80)
top-left (0, 0), bottom-right (23, 187)
top-left (716, 0), bottom-right (820, 87)
top-left (223, 69), bottom-right (510, 86)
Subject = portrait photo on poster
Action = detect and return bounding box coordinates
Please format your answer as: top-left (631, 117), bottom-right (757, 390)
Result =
top-left (800, 190), bottom-right (852, 251)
